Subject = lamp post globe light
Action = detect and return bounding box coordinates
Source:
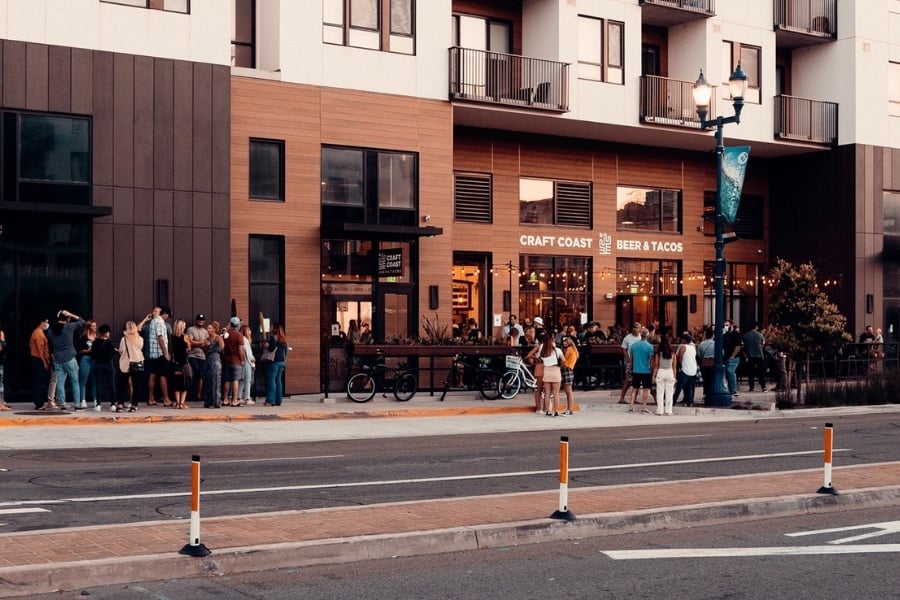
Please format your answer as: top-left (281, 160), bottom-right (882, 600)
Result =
top-left (693, 64), bottom-right (748, 408)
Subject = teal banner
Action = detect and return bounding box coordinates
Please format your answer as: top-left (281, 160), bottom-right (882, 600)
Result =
top-left (719, 146), bottom-right (750, 224)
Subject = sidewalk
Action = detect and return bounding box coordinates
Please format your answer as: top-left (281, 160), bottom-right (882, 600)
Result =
top-left (1, 391), bottom-right (898, 596)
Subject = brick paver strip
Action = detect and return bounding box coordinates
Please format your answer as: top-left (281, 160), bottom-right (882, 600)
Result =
top-left (0, 463), bottom-right (896, 569)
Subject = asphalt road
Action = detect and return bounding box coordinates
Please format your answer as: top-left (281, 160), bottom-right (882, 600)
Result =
top-left (28, 504), bottom-right (900, 600)
top-left (2, 413), bottom-right (896, 533)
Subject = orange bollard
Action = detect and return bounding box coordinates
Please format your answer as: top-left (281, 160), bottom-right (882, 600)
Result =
top-left (816, 423), bottom-right (838, 495)
top-left (179, 454), bottom-right (212, 556)
top-left (550, 436), bottom-right (576, 521)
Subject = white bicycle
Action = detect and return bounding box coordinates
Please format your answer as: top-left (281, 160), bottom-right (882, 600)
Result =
top-left (498, 355), bottom-right (539, 399)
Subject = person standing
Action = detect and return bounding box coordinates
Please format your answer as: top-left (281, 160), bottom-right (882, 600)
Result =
top-left (264, 323), bottom-right (287, 406)
top-left (559, 335), bottom-right (579, 416)
top-left (222, 317), bottom-right (245, 407)
top-left (501, 315), bottom-right (524, 344)
top-left (672, 332), bottom-right (698, 407)
top-left (618, 323), bottom-right (642, 404)
top-left (146, 306), bottom-right (172, 407)
top-left (29, 318), bottom-right (53, 410)
top-left (652, 338), bottom-right (676, 416)
top-left (90, 324), bottom-right (116, 411)
top-left (203, 321), bottom-right (224, 408)
top-left (46, 309), bottom-right (85, 410)
top-left (723, 319), bottom-right (744, 396)
top-left (170, 319), bottom-right (190, 409)
top-left (239, 324), bottom-right (256, 405)
top-left (743, 321), bottom-right (767, 392)
top-left (117, 318), bottom-right (148, 412)
top-left (538, 334), bottom-right (563, 417)
top-left (696, 326), bottom-right (716, 399)
top-left (628, 328), bottom-right (654, 414)
top-left (186, 314), bottom-right (210, 403)
top-left (76, 320), bottom-right (98, 409)
top-left (0, 323), bottom-right (9, 410)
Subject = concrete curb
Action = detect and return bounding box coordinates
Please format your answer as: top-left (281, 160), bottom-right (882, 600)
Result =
top-left (2, 486), bottom-right (898, 597)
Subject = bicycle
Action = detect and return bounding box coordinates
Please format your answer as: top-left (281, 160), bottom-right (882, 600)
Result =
top-left (498, 354), bottom-right (539, 399)
top-left (439, 353), bottom-right (502, 401)
top-left (346, 350), bottom-right (418, 403)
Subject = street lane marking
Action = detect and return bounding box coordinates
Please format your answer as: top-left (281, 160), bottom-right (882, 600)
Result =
top-left (209, 455), bottom-right (345, 464)
top-left (626, 434), bottom-right (714, 441)
top-left (0, 508), bottom-right (50, 515)
top-left (0, 449), bottom-right (850, 508)
top-left (604, 545), bottom-right (900, 559)
top-left (786, 520), bottom-right (900, 544)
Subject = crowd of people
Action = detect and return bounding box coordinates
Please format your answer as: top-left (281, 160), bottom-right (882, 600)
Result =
top-left (24, 308), bottom-right (289, 412)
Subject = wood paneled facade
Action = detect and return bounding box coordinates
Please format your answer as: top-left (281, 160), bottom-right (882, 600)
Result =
top-left (0, 39), bottom-right (230, 400)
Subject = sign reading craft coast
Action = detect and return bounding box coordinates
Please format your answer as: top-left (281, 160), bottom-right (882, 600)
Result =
top-left (519, 235), bottom-right (594, 248)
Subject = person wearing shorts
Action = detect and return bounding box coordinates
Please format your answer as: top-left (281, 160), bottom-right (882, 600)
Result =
top-left (628, 328), bottom-right (654, 414)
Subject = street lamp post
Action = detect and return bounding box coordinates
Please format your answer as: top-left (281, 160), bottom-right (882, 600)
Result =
top-left (693, 64), bottom-right (748, 408)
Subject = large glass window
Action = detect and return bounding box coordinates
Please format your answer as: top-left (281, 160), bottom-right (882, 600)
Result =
top-left (520, 178), bottom-right (591, 228)
top-left (890, 62), bottom-right (900, 117)
top-left (101, 0), bottom-right (189, 13)
top-left (577, 15), bottom-right (624, 84)
top-left (249, 139), bottom-right (284, 201)
top-left (519, 255), bottom-right (591, 329)
top-left (703, 262), bottom-right (761, 328)
top-left (617, 186), bottom-right (681, 233)
top-left (249, 235), bottom-right (284, 339)
top-left (324, 0), bottom-right (415, 54)
top-left (377, 153), bottom-right (415, 209)
top-left (723, 41), bottom-right (761, 104)
top-left (322, 148), bottom-right (365, 206)
top-left (232, 0), bottom-right (255, 68)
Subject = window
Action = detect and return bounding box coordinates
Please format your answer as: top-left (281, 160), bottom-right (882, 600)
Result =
top-left (100, 0), bottom-right (189, 13)
top-left (249, 235), bottom-right (284, 338)
top-left (723, 41), bottom-right (761, 103)
top-left (249, 139), bottom-right (284, 201)
top-left (519, 255), bottom-right (591, 328)
top-left (321, 146), bottom-right (417, 226)
top-left (577, 15), bottom-right (624, 84)
top-left (703, 192), bottom-right (764, 240)
top-left (453, 173), bottom-right (492, 223)
top-left (890, 62), bottom-right (900, 117)
top-left (703, 262), bottom-right (761, 328)
top-left (324, 0), bottom-right (415, 54)
top-left (232, 0), bottom-right (255, 68)
top-left (520, 178), bottom-right (591, 228)
top-left (2, 112), bottom-right (91, 205)
top-left (452, 14), bottom-right (511, 52)
top-left (616, 186), bottom-right (681, 233)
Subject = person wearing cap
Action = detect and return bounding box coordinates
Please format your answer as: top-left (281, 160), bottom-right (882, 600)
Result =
top-left (222, 316), bottom-right (246, 406)
top-left (46, 309), bottom-right (86, 410)
top-left (672, 332), bottom-right (698, 407)
top-left (618, 322), bottom-right (642, 404)
top-left (532, 316), bottom-right (545, 337)
top-left (186, 313), bottom-right (210, 403)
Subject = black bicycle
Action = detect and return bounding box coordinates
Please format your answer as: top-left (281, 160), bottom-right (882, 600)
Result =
top-left (346, 350), bottom-right (418, 403)
top-left (439, 353), bottom-right (502, 401)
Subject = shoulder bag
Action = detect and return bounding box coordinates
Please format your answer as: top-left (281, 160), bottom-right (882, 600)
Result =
top-left (125, 339), bottom-right (144, 373)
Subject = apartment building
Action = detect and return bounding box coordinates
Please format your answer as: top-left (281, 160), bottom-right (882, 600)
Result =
top-left (2, 1), bottom-right (899, 396)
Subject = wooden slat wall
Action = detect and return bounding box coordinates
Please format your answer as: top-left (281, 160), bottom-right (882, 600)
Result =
top-left (453, 128), bottom-right (770, 334)
top-left (231, 78), bottom-right (453, 394)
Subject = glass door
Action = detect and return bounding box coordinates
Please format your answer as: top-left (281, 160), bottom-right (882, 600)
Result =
top-left (376, 286), bottom-right (414, 344)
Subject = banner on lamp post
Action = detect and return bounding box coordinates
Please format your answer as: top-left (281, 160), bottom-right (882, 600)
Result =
top-left (719, 146), bottom-right (750, 224)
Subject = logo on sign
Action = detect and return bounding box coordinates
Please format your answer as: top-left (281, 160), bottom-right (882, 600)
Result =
top-left (377, 249), bottom-right (403, 277)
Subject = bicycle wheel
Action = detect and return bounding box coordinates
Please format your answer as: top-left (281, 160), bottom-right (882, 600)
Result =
top-left (346, 372), bottom-right (376, 403)
top-left (393, 372), bottom-right (418, 402)
top-left (498, 371), bottom-right (521, 399)
top-left (478, 369), bottom-right (502, 400)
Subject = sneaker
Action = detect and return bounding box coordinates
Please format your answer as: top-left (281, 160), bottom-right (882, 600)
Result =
top-left (245, 399), bottom-right (255, 405)
top-left (74, 405), bottom-right (84, 411)
top-left (553, 411), bottom-right (559, 417)
top-left (110, 404), bottom-right (118, 412)
top-left (128, 405), bottom-right (137, 413)
top-left (536, 408), bottom-right (543, 414)
top-left (760, 388), bottom-right (768, 393)
top-left (545, 411), bottom-right (553, 417)
top-left (564, 409), bottom-right (574, 416)
top-left (641, 408), bottom-right (652, 414)
top-left (93, 405), bottom-right (102, 412)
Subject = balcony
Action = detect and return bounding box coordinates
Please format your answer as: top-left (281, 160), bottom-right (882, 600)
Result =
top-left (449, 47), bottom-right (569, 112)
top-left (774, 95), bottom-right (838, 146)
top-left (639, 75), bottom-right (717, 129)
top-left (774, 0), bottom-right (836, 48)
top-left (639, 0), bottom-right (715, 27)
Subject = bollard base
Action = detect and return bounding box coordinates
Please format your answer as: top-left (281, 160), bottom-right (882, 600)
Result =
top-left (816, 485), bottom-right (838, 495)
top-left (550, 510), bottom-right (576, 521)
top-left (179, 543), bottom-right (212, 557)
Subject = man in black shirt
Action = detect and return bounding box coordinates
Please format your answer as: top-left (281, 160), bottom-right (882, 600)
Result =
top-left (723, 319), bottom-right (743, 395)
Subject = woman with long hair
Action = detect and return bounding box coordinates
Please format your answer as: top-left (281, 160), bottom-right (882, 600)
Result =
top-left (653, 338), bottom-right (676, 416)
top-left (239, 324), bottom-right (256, 405)
top-left (203, 321), bottom-right (224, 408)
top-left (117, 317), bottom-right (149, 412)
top-left (539, 333), bottom-right (563, 417)
top-left (76, 320), bottom-right (98, 410)
top-left (170, 319), bottom-right (190, 409)
top-left (264, 323), bottom-right (287, 406)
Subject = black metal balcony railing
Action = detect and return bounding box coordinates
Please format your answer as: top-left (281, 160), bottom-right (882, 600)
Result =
top-left (639, 0), bottom-right (715, 27)
top-left (774, 0), bottom-right (837, 37)
top-left (639, 75), bottom-right (716, 129)
top-left (639, 0), bottom-right (715, 12)
top-left (449, 47), bottom-right (569, 112)
top-left (774, 94), bottom-right (838, 145)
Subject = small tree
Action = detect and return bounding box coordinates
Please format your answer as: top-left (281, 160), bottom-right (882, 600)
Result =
top-left (767, 259), bottom-right (851, 405)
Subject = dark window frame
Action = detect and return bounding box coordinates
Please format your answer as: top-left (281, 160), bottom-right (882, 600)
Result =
top-left (324, 0), bottom-right (415, 54)
top-left (100, 0), bottom-right (190, 13)
top-left (232, 0), bottom-right (256, 68)
top-left (249, 234), bottom-right (285, 341)
top-left (616, 186), bottom-right (682, 234)
top-left (703, 192), bottom-right (764, 240)
top-left (519, 177), bottom-right (592, 229)
top-left (453, 171), bottom-right (493, 224)
top-left (249, 138), bottom-right (285, 202)
top-left (577, 15), bottom-right (625, 85)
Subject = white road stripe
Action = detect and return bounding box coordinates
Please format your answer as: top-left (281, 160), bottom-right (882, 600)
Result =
top-left (603, 544), bottom-right (900, 559)
top-left (209, 455), bottom-right (345, 464)
top-left (0, 508), bottom-right (50, 515)
top-left (0, 449), bottom-right (849, 508)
